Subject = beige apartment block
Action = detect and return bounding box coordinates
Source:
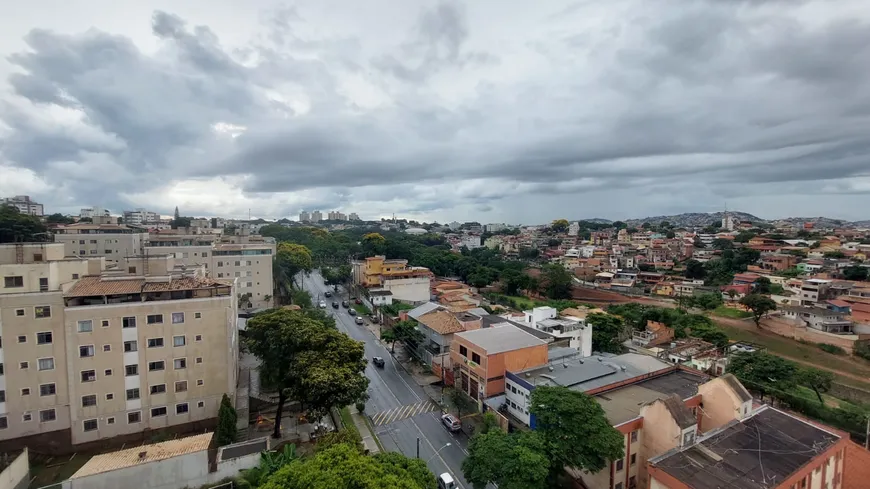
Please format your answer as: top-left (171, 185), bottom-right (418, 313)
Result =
top-left (145, 230), bottom-right (275, 310)
top-left (54, 216), bottom-right (148, 263)
top-left (0, 246), bottom-right (238, 451)
top-left (0, 243), bottom-right (103, 443)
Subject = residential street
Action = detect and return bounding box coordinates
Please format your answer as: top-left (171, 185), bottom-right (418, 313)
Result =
top-left (302, 271), bottom-right (472, 489)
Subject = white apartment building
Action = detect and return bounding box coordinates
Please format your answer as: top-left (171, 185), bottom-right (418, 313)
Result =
top-left (519, 306), bottom-right (592, 356)
top-left (145, 230), bottom-right (275, 310)
top-left (348, 213), bottom-right (360, 221)
top-left (0, 244), bottom-right (238, 449)
top-left (460, 235), bottom-right (482, 250)
top-left (310, 211), bottom-right (323, 222)
top-left (298, 211), bottom-right (310, 222)
top-left (80, 207), bottom-right (110, 219)
top-left (53, 216), bottom-right (148, 262)
top-left (2, 195), bottom-right (43, 216)
top-left (485, 223), bottom-right (507, 233)
top-left (122, 209), bottom-right (160, 226)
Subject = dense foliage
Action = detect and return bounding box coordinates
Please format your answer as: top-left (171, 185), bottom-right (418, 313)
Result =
top-left (0, 205), bottom-right (49, 243)
top-left (216, 394), bottom-right (238, 446)
top-left (606, 303), bottom-right (730, 348)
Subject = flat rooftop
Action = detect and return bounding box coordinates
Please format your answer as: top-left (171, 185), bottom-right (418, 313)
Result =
top-left (65, 275), bottom-right (231, 298)
top-left (455, 324), bottom-right (547, 354)
top-left (512, 353), bottom-right (675, 393)
top-left (651, 407), bottom-right (841, 489)
top-left (595, 370), bottom-right (708, 424)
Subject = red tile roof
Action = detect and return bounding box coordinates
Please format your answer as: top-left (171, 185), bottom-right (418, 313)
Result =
top-left (65, 275), bottom-right (230, 297)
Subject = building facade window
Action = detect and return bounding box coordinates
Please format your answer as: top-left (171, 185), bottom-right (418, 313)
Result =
top-left (173, 335), bottom-right (186, 347)
top-left (81, 370), bottom-right (96, 382)
top-left (124, 340), bottom-right (138, 352)
top-left (151, 406), bottom-right (167, 417)
top-left (147, 314), bottom-right (163, 324)
top-left (35, 306), bottom-right (51, 318)
top-left (175, 380), bottom-right (188, 392)
top-left (459, 346), bottom-right (467, 357)
top-left (176, 403), bottom-right (189, 414)
top-left (472, 352), bottom-right (481, 364)
top-left (78, 320), bottom-right (93, 333)
top-left (36, 332), bottom-right (53, 344)
top-left (40, 409), bottom-right (56, 422)
top-left (122, 316), bottom-right (136, 328)
top-left (148, 361), bottom-right (165, 372)
top-left (150, 384), bottom-right (166, 395)
top-left (171, 312), bottom-right (184, 324)
top-left (174, 358), bottom-right (187, 370)
top-left (147, 338), bottom-right (164, 348)
top-left (83, 419), bottom-right (98, 431)
top-left (126, 388), bottom-right (140, 400)
top-left (125, 364), bottom-right (138, 376)
top-left (79, 345), bottom-right (95, 358)
top-left (128, 412), bottom-right (141, 423)
top-left (39, 383), bottom-right (56, 396)
top-left (4, 276), bottom-right (23, 288)
top-left (82, 395), bottom-right (97, 407)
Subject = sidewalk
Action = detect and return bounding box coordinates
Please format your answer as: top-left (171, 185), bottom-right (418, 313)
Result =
top-left (348, 405), bottom-right (380, 454)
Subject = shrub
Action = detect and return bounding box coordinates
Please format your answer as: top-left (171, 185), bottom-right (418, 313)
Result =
top-left (216, 394), bottom-right (238, 446)
top-left (818, 343), bottom-right (846, 355)
top-left (856, 342), bottom-right (870, 361)
top-left (355, 401), bottom-right (366, 413)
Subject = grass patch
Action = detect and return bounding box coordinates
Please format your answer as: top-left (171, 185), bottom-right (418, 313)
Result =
top-left (354, 304), bottom-right (372, 315)
top-left (339, 406), bottom-right (360, 438)
top-left (712, 306), bottom-right (752, 319)
top-left (30, 454), bottom-right (93, 488)
top-left (503, 295), bottom-right (538, 310)
top-left (717, 323), bottom-right (870, 391)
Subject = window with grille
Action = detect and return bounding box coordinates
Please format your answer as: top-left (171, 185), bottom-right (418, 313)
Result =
top-left (150, 384), bottom-right (166, 395)
top-left (124, 340), bottom-right (138, 352)
top-left (35, 306), bottom-right (51, 318)
top-left (176, 403), bottom-right (189, 414)
top-left (80, 370), bottom-right (96, 382)
top-left (126, 388), bottom-right (140, 400)
top-left (37, 332), bottom-right (52, 344)
top-left (125, 364), bottom-right (139, 376)
top-left (175, 380), bottom-right (188, 392)
top-left (40, 409), bottom-right (56, 422)
top-left (147, 314), bottom-right (163, 324)
top-left (128, 412), bottom-right (141, 423)
top-left (83, 419), bottom-right (98, 432)
top-left (78, 320), bottom-right (93, 332)
top-left (79, 345), bottom-right (95, 357)
top-left (148, 361), bottom-right (165, 371)
top-left (174, 358), bottom-right (187, 369)
top-left (147, 338), bottom-right (164, 348)
top-left (172, 312), bottom-right (184, 324)
top-left (122, 316), bottom-right (136, 328)
top-left (82, 395), bottom-right (97, 407)
top-left (151, 406), bottom-right (167, 417)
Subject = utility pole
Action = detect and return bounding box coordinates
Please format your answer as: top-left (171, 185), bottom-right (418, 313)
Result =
top-left (416, 437), bottom-right (420, 459)
top-left (865, 416), bottom-right (869, 450)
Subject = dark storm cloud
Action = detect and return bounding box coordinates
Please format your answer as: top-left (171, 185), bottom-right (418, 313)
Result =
top-left (1, 0), bottom-right (870, 219)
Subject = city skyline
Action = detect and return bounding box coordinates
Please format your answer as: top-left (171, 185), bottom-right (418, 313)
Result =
top-left (1, 1), bottom-right (869, 223)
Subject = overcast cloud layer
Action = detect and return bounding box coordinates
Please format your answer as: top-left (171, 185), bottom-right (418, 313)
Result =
top-left (2, 0), bottom-right (870, 222)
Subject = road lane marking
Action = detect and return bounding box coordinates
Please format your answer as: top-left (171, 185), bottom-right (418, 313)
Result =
top-left (370, 401), bottom-right (439, 427)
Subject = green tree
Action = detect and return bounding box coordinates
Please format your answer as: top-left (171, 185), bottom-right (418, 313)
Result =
top-left (291, 289), bottom-right (313, 309)
top-left (216, 393), bottom-right (238, 446)
top-left (530, 386), bottom-right (625, 479)
top-left (275, 243), bottom-right (314, 294)
top-left (734, 231), bottom-right (756, 243)
top-left (45, 213), bottom-right (75, 224)
top-left (518, 247), bottom-right (540, 260)
top-left (797, 368), bottom-right (834, 403)
top-left (739, 294), bottom-right (777, 328)
top-left (587, 313), bottom-right (625, 353)
top-left (450, 388), bottom-right (475, 420)
top-left (843, 266), bottom-right (869, 281)
top-left (380, 327), bottom-right (398, 353)
top-left (500, 268), bottom-right (530, 296)
top-left (727, 351), bottom-right (796, 395)
top-left (712, 238), bottom-right (733, 250)
top-left (665, 230), bottom-right (676, 239)
top-left (823, 250), bottom-right (845, 259)
top-left (261, 442), bottom-right (436, 489)
top-left (362, 232), bottom-right (387, 256)
top-left (245, 309), bottom-right (369, 438)
top-left (754, 276), bottom-right (771, 294)
top-left (462, 430), bottom-right (548, 489)
top-left (391, 320), bottom-right (424, 351)
top-left (0, 205), bottom-right (49, 243)
top-left (550, 219), bottom-right (569, 233)
top-left (541, 264), bottom-right (573, 300)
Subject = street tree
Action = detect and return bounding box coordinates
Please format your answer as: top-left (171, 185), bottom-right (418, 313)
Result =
top-left (216, 393), bottom-right (238, 446)
top-left (550, 219), bottom-right (570, 233)
top-left (392, 320), bottom-right (424, 351)
top-left (362, 232), bottom-right (387, 256)
top-left (798, 367), bottom-right (835, 403)
top-left (380, 327), bottom-right (398, 353)
top-left (739, 294), bottom-right (777, 328)
top-left (450, 388), bottom-right (475, 420)
top-left (541, 264), bottom-right (573, 300)
top-left (0, 205), bottom-right (49, 243)
top-left (261, 442), bottom-right (436, 489)
top-left (274, 243), bottom-right (314, 295)
top-left (462, 430), bottom-right (549, 489)
top-left (245, 309), bottom-right (368, 438)
top-left (587, 313), bottom-right (625, 353)
top-left (530, 386), bottom-right (625, 478)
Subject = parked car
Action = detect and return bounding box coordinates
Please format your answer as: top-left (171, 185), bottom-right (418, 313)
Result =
top-left (332, 301), bottom-right (339, 309)
top-left (355, 298), bottom-right (363, 305)
top-left (372, 356), bottom-right (385, 368)
top-left (348, 308), bottom-right (357, 316)
top-left (341, 300), bottom-right (349, 308)
top-left (369, 314), bottom-right (378, 323)
top-left (355, 316), bottom-right (364, 325)
top-left (437, 473), bottom-right (456, 489)
top-left (440, 413), bottom-right (461, 432)
top-left (318, 301), bottom-right (327, 309)
top-left (324, 291), bottom-right (332, 298)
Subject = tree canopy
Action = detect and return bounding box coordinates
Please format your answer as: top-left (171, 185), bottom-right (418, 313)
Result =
top-left (550, 219), bottom-right (570, 233)
top-left (261, 442), bottom-right (436, 489)
top-left (739, 294), bottom-right (777, 327)
top-left (463, 430), bottom-right (548, 489)
top-left (530, 386), bottom-right (625, 476)
top-left (541, 264), bottom-right (573, 300)
top-left (0, 205), bottom-right (49, 243)
top-left (728, 351), bottom-right (796, 392)
top-left (587, 313), bottom-right (625, 353)
top-left (244, 309), bottom-right (368, 438)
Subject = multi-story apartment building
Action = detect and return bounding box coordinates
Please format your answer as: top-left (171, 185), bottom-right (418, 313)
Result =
top-left (2, 195), bottom-right (43, 216)
top-left (0, 243), bottom-right (103, 446)
top-left (310, 211), bottom-right (323, 222)
top-left (145, 230), bottom-right (275, 310)
top-left (351, 255), bottom-right (432, 303)
top-left (348, 213), bottom-right (360, 221)
top-left (122, 209), bottom-right (160, 227)
top-left (53, 216), bottom-right (148, 262)
top-left (0, 245), bottom-right (238, 451)
top-left (298, 211), bottom-right (310, 222)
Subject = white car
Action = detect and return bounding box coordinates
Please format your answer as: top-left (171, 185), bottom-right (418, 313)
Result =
top-left (318, 301), bottom-right (327, 309)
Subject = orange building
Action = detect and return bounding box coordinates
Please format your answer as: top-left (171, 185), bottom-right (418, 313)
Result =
top-left (450, 325), bottom-right (548, 400)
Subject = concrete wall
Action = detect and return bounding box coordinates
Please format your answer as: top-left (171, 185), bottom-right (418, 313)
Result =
top-left (638, 402), bottom-right (681, 489)
top-left (382, 277), bottom-right (430, 303)
top-left (0, 448), bottom-right (29, 489)
top-left (67, 451), bottom-right (209, 489)
top-left (696, 377), bottom-right (746, 432)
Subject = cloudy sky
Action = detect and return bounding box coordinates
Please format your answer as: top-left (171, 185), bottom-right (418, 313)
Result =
top-left (1, 0), bottom-right (870, 223)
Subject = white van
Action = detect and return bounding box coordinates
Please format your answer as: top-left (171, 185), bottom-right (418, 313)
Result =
top-left (437, 473), bottom-right (456, 489)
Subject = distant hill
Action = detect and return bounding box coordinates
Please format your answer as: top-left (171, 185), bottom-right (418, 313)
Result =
top-left (623, 212), bottom-right (762, 229)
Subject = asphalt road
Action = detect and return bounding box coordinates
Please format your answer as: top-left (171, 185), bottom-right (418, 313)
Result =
top-left (302, 272), bottom-right (472, 488)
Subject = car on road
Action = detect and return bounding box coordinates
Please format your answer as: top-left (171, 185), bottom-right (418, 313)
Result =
top-left (341, 300), bottom-right (349, 308)
top-left (437, 473), bottom-right (456, 489)
top-left (369, 314), bottom-right (378, 323)
top-left (440, 413), bottom-right (461, 432)
top-left (348, 308), bottom-right (356, 316)
top-left (318, 301), bottom-right (327, 309)
top-left (324, 291), bottom-right (332, 298)
top-left (332, 301), bottom-right (339, 309)
top-left (372, 356), bottom-right (385, 368)
top-left (355, 316), bottom-right (364, 325)
top-left (355, 298), bottom-right (363, 305)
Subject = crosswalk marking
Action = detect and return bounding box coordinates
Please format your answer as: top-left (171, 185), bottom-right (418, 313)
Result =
top-left (370, 401), bottom-right (439, 426)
